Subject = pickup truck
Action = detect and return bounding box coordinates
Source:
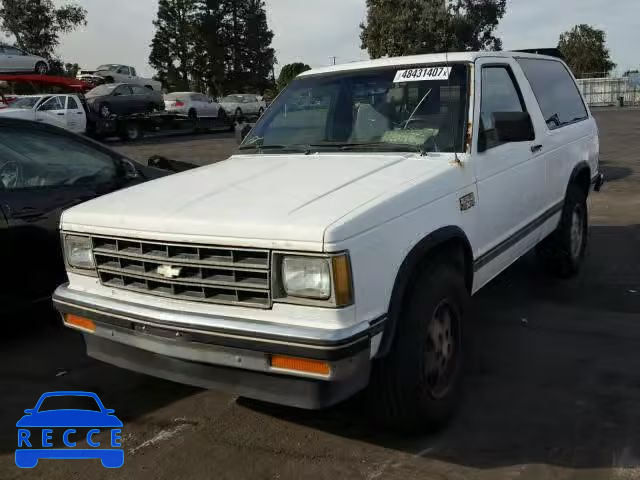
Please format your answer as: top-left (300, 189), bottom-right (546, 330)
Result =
top-left (77, 65), bottom-right (162, 92)
top-left (54, 51), bottom-right (604, 432)
top-left (0, 94), bottom-right (86, 133)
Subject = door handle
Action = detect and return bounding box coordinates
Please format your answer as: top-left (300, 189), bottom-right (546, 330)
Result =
top-left (77, 112), bottom-right (84, 115)
top-left (56, 112), bottom-right (65, 116)
top-left (531, 144), bottom-right (543, 153)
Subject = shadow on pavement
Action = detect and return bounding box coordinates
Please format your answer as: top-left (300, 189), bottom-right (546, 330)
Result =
top-left (241, 225), bottom-right (640, 471)
top-left (0, 312), bottom-right (199, 455)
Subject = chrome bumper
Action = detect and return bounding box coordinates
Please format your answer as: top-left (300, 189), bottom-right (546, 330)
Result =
top-left (53, 285), bottom-right (384, 408)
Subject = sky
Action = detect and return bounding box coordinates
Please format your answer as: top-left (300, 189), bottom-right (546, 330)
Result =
top-left (52, 0), bottom-right (638, 79)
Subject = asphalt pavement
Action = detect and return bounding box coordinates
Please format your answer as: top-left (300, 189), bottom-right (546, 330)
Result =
top-left (1, 109), bottom-right (639, 480)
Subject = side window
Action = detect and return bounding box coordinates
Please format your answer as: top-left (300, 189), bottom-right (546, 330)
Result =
top-left (131, 68), bottom-right (137, 77)
top-left (38, 96), bottom-right (65, 111)
top-left (117, 66), bottom-right (129, 75)
top-left (4, 47), bottom-right (22, 55)
top-left (66, 97), bottom-right (79, 110)
top-left (517, 58), bottom-right (588, 130)
top-left (114, 85), bottom-right (132, 96)
top-left (131, 86), bottom-right (147, 95)
top-left (479, 66), bottom-right (527, 151)
top-left (0, 127), bottom-right (118, 190)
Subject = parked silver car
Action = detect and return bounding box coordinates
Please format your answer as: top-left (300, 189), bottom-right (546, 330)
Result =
top-left (164, 92), bottom-right (222, 119)
top-left (219, 94), bottom-right (266, 119)
top-left (0, 45), bottom-right (48, 74)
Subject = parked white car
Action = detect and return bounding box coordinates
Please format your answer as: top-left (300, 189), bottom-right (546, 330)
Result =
top-left (54, 51), bottom-right (603, 432)
top-left (164, 92), bottom-right (222, 119)
top-left (219, 94), bottom-right (266, 118)
top-left (77, 65), bottom-right (162, 92)
top-left (0, 94), bottom-right (86, 133)
top-left (0, 45), bottom-right (48, 74)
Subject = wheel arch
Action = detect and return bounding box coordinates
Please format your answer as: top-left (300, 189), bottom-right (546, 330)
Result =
top-left (569, 161), bottom-right (591, 199)
top-left (376, 226), bottom-right (474, 358)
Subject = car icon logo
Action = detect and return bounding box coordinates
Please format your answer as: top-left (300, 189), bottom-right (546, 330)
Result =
top-left (15, 391), bottom-right (124, 469)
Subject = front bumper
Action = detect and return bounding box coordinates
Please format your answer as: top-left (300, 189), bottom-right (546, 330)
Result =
top-left (53, 285), bottom-right (383, 409)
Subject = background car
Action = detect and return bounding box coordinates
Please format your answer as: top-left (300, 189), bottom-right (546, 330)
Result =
top-left (85, 83), bottom-right (165, 118)
top-left (0, 45), bottom-right (48, 74)
top-left (0, 118), bottom-right (168, 313)
top-left (0, 94), bottom-right (87, 133)
top-left (219, 93), bottom-right (266, 119)
top-left (77, 64), bottom-right (162, 91)
top-left (164, 92), bottom-right (223, 120)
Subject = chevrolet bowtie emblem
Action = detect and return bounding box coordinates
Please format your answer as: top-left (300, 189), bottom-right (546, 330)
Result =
top-left (157, 265), bottom-right (182, 279)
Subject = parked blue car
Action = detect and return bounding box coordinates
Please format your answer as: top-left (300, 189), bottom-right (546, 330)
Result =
top-left (16, 391), bottom-right (123, 469)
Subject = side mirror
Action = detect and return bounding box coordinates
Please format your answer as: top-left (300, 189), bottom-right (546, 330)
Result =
top-left (493, 112), bottom-right (535, 143)
top-left (236, 123), bottom-right (252, 144)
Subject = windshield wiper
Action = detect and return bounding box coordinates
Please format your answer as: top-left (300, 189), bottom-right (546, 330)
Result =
top-left (337, 142), bottom-right (423, 153)
top-left (238, 144), bottom-right (314, 154)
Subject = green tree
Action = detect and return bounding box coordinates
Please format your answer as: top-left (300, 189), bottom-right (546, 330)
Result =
top-left (558, 24), bottom-right (616, 78)
top-left (277, 63), bottom-right (311, 91)
top-left (240, 0), bottom-right (276, 93)
top-left (192, 0), bottom-right (275, 95)
top-left (360, 0), bottom-right (506, 59)
top-left (0, 0), bottom-right (86, 58)
top-left (149, 0), bottom-right (198, 91)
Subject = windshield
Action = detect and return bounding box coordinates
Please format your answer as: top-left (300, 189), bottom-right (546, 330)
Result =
top-left (244, 64), bottom-right (469, 154)
top-left (86, 84), bottom-right (117, 97)
top-left (96, 64), bottom-right (120, 71)
top-left (38, 395), bottom-right (101, 412)
top-left (221, 95), bottom-right (243, 103)
top-left (8, 97), bottom-right (44, 109)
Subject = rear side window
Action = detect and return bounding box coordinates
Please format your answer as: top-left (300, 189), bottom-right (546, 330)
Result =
top-left (516, 58), bottom-right (588, 130)
top-left (67, 97), bottom-right (79, 109)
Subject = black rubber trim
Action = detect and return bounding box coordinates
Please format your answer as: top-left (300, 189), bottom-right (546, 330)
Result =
top-left (54, 297), bottom-right (383, 361)
top-left (85, 335), bottom-right (371, 410)
top-left (473, 200), bottom-right (564, 271)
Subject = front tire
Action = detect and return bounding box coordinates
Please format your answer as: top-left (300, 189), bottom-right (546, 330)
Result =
top-left (367, 259), bottom-right (469, 432)
top-left (536, 185), bottom-right (588, 278)
top-left (99, 103), bottom-right (112, 118)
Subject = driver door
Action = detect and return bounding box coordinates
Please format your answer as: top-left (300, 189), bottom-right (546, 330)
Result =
top-left (35, 96), bottom-right (68, 129)
top-left (0, 123), bottom-right (125, 309)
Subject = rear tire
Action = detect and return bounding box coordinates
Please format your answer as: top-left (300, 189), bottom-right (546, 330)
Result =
top-left (120, 121), bottom-right (142, 141)
top-left (235, 107), bottom-right (243, 119)
top-left (367, 259), bottom-right (469, 433)
top-left (34, 61), bottom-right (48, 75)
top-left (536, 184), bottom-right (588, 278)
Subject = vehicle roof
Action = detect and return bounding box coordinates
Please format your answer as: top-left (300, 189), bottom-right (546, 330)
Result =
top-left (300, 51), bottom-right (563, 77)
top-left (167, 91), bottom-right (201, 95)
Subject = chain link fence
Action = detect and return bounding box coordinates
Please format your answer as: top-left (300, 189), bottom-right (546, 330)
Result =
top-left (576, 75), bottom-right (640, 108)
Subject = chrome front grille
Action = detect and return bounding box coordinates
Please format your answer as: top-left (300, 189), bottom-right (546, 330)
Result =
top-left (91, 236), bottom-right (271, 308)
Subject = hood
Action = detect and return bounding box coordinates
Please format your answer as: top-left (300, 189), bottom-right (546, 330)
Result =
top-left (62, 153), bottom-right (448, 249)
top-left (0, 109), bottom-right (34, 119)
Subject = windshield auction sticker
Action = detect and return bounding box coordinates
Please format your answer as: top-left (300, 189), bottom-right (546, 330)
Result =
top-left (394, 66), bottom-right (452, 83)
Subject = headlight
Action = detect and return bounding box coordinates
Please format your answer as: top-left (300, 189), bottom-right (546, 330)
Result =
top-left (64, 235), bottom-right (94, 270)
top-left (282, 256), bottom-right (331, 299)
top-left (277, 253), bottom-right (353, 307)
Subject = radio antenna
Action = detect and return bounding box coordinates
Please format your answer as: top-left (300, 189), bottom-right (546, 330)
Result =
top-left (444, 0), bottom-right (461, 165)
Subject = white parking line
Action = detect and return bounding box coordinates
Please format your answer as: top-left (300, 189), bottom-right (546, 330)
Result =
top-left (129, 423), bottom-right (190, 455)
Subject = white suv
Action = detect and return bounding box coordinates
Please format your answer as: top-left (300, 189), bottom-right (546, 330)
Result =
top-left (54, 51), bottom-right (603, 431)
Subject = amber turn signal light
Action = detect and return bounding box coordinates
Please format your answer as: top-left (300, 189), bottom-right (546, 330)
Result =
top-left (270, 355), bottom-right (330, 376)
top-left (64, 314), bottom-right (96, 332)
top-left (332, 254), bottom-right (354, 307)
